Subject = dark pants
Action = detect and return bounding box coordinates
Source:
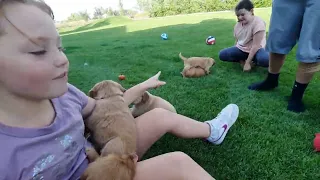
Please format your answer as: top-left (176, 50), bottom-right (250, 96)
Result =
top-left (219, 46), bottom-right (269, 67)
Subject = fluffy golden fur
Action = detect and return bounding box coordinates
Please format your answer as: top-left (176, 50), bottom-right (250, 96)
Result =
top-left (84, 80), bottom-right (136, 156)
top-left (82, 80), bottom-right (137, 180)
top-left (131, 91), bottom-right (176, 118)
top-left (181, 66), bottom-right (206, 78)
top-left (179, 52), bottom-right (215, 78)
top-left (85, 147), bottom-right (100, 163)
top-left (81, 153), bottom-right (138, 180)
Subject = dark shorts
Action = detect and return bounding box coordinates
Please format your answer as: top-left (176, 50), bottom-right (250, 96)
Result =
top-left (266, 0), bottom-right (320, 62)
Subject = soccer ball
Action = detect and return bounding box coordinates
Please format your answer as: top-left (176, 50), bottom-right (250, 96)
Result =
top-left (161, 33), bottom-right (168, 40)
top-left (206, 36), bottom-right (216, 45)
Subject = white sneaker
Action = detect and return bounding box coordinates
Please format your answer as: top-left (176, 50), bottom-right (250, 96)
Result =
top-left (205, 104), bottom-right (239, 145)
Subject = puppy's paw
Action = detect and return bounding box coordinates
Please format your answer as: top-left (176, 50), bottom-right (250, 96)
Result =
top-left (86, 148), bottom-right (99, 163)
top-left (180, 71), bottom-right (186, 78)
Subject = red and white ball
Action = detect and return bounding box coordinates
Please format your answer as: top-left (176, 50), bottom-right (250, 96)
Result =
top-left (206, 36), bottom-right (216, 45)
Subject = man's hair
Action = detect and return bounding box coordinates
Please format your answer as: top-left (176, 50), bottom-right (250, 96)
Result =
top-left (235, 0), bottom-right (254, 12)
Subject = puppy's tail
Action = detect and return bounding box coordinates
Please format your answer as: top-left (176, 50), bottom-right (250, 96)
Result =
top-left (179, 52), bottom-right (188, 62)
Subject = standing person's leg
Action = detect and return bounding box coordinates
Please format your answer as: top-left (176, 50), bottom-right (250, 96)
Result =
top-left (253, 48), bottom-right (269, 68)
top-left (248, 0), bottom-right (305, 91)
top-left (134, 104), bottom-right (239, 158)
top-left (287, 0), bottom-right (320, 113)
top-left (134, 152), bottom-right (215, 180)
top-left (219, 46), bottom-right (248, 65)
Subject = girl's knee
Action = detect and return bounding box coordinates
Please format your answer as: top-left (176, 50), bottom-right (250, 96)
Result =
top-left (262, 57), bottom-right (270, 67)
top-left (144, 108), bottom-right (176, 127)
top-left (219, 47), bottom-right (244, 62)
top-left (167, 151), bottom-right (193, 167)
top-left (219, 49), bottom-right (228, 61)
top-left (257, 58), bottom-right (269, 67)
top-left (148, 108), bottom-right (171, 116)
top-left (256, 51), bottom-right (270, 67)
top-left (170, 151), bottom-right (192, 161)
top-left (133, 152), bottom-right (197, 180)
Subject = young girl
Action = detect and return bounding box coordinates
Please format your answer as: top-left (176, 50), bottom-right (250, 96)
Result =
top-left (0, 1), bottom-right (239, 179)
top-left (219, 0), bottom-right (269, 72)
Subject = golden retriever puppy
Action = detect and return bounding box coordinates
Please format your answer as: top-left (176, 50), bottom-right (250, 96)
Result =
top-left (181, 66), bottom-right (206, 78)
top-left (83, 80), bottom-right (138, 180)
top-left (84, 80), bottom-right (137, 157)
top-left (81, 153), bottom-right (138, 180)
top-left (179, 52), bottom-right (215, 75)
top-left (131, 91), bottom-right (176, 118)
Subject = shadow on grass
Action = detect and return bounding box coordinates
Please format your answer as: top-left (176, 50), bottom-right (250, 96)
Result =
top-left (60, 20), bottom-right (110, 35)
top-left (61, 25), bottom-right (128, 53)
top-left (61, 17), bottom-right (320, 119)
top-left (60, 16), bottom-right (133, 35)
top-left (61, 18), bottom-right (236, 56)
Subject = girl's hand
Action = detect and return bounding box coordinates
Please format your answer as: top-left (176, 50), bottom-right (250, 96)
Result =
top-left (142, 71), bottom-right (166, 89)
top-left (243, 62), bottom-right (252, 72)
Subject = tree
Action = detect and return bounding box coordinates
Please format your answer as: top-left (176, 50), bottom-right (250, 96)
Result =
top-left (113, 10), bottom-right (120, 16)
top-left (125, 9), bottom-right (138, 18)
top-left (149, 0), bottom-right (272, 17)
top-left (78, 10), bottom-right (90, 21)
top-left (118, 0), bottom-right (125, 16)
top-left (93, 7), bottom-right (105, 19)
top-left (137, 0), bottom-right (152, 11)
top-left (105, 7), bottom-right (114, 16)
top-left (67, 10), bottom-right (90, 22)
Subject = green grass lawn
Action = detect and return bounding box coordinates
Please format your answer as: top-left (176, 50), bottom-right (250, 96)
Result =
top-left (59, 8), bottom-right (320, 179)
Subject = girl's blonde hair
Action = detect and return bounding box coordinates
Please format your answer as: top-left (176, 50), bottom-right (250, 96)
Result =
top-left (0, 0), bottom-right (54, 19)
top-left (0, 0), bottom-right (54, 40)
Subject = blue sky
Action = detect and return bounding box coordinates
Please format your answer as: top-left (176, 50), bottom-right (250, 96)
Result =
top-left (45, 0), bottom-right (138, 21)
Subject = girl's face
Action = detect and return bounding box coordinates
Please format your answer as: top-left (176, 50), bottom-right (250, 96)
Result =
top-left (0, 3), bottom-right (69, 100)
top-left (236, 8), bottom-right (254, 25)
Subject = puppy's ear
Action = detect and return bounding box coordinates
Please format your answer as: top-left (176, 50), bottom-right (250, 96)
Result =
top-left (88, 89), bottom-right (97, 98)
top-left (80, 173), bottom-right (88, 180)
top-left (129, 153), bottom-right (139, 164)
top-left (211, 58), bottom-right (216, 66)
top-left (133, 96), bottom-right (143, 105)
top-left (141, 92), bottom-right (150, 103)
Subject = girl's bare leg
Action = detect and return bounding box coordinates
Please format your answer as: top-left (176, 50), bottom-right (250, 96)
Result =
top-left (135, 104), bottom-right (239, 158)
top-left (134, 151), bottom-right (215, 180)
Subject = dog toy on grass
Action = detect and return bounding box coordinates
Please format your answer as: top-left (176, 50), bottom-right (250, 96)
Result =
top-left (161, 33), bottom-right (168, 40)
top-left (206, 36), bottom-right (216, 45)
top-left (118, 74), bottom-right (126, 81)
top-left (314, 133), bottom-right (320, 152)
